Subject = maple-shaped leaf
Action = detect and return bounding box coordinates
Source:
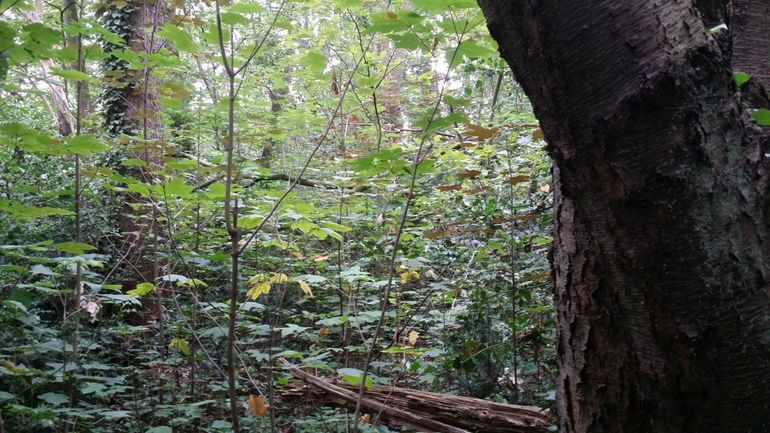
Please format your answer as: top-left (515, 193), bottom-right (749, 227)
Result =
top-left (463, 124), bottom-right (499, 140)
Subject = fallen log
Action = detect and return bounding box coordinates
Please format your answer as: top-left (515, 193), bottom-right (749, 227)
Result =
top-left (276, 358), bottom-right (552, 433)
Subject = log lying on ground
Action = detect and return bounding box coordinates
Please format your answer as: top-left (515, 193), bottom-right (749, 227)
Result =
top-left (276, 358), bottom-right (552, 433)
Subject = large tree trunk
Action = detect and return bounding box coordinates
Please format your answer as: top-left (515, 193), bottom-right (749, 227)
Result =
top-left (477, 1), bottom-right (770, 432)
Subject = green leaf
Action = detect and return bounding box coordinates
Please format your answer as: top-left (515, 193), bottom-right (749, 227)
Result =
top-left (100, 410), bottom-right (131, 420)
top-left (146, 427), bottom-right (172, 433)
top-left (367, 11), bottom-right (425, 34)
top-left (54, 242), bottom-right (97, 255)
top-left (227, 1), bottom-right (263, 13)
top-left (302, 51), bottom-right (327, 75)
top-left (733, 71), bottom-right (751, 87)
top-left (337, 368), bottom-right (374, 389)
top-left (411, 0), bottom-right (477, 11)
top-left (163, 177), bottom-right (193, 198)
top-left (39, 392), bottom-right (69, 406)
top-left (449, 38), bottom-right (498, 69)
top-left (120, 158), bottom-right (149, 167)
top-left (752, 108), bottom-right (770, 126)
top-left (220, 12), bottom-right (249, 26)
top-left (0, 391), bottom-right (14, 402)
top-left (0, 200), bottom-right (73, 220)
top-left (65, 134), bottom-right (110, 155)
top-left (333, 0), bottom-right (360, 7)
top-left (80, 382), bottom-right (107, 394)
top-left (50, 67), bottom-right (97, 83)
top-left (443, 95), bottom-right (472, 106)
top-left (158, 23), bottom-right (197, 53)
top-left (321, 221), bottom-right (352, 232)
top-left (127, 282), bottom-right (155, 297)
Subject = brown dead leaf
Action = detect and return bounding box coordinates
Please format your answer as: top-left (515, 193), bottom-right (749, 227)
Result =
top-left (464, 124), bottom-right (499, 140)
top-left (506, 175), bottom-right (530, 185)
top-left (456, 170), bottom-right (481, 179)
top-left (437, 184), bottom-right (462, 192)
top-left (247, 395), bottom-right (268, 417)
top-left (532, 128), bottom-right (544, 140)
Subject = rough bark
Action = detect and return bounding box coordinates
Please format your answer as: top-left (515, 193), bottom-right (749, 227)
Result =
top-left (731, 0), bottom-right (770, 104)
top-left (477, 1), bottom-right (770, 433)
top-left (116, 0), bottom-right (167, 316)
top-left (277, 360), bottom-right (551, 433)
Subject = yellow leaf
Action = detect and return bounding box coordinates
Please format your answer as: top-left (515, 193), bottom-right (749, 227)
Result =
top-left (270, 273), bottom-right (288, 283)
top-left (247, 395), bottom-right (268, 417)
top-left (246, 282), bottom-right (271, 300)
top-left (247, 273), bottom-right (267, 285)
top-left (298, 280), bottom-right (313, 298)
top-left (407, 330), bottom-right (419, 346)
top-left (399, 270), bottom-right (420, 284)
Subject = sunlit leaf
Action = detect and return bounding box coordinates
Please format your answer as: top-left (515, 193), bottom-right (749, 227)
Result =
top-left (127, 282), bottom-right (155, 297)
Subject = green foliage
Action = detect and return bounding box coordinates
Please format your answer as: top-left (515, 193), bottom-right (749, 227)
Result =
top-left (0, 0), bottom-right (557, 431)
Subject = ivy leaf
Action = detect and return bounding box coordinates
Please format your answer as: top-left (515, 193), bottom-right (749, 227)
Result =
top-left (158, 23), bottom-right (197, 53)
top-left (733, 71), bottom-right (751, 87)
top-left (752, 109), bottom-right (770, 126)
top-left (127, 282), bottom-right (155, 297)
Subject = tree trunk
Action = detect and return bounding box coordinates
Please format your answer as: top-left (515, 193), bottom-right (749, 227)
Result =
top-left (477, 1), bottom-right (770, 432)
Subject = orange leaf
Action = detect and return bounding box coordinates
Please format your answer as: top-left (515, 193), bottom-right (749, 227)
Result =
top-left (319, 327), bottom-right (329, 337)
top-left (248, 395), bottom-right (268, 417)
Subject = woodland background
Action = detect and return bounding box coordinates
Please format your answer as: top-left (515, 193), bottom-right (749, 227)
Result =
top-left (0, 0), bottom-right (557, 432)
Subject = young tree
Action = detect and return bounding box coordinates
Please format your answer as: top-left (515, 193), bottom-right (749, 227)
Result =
top-left (477, 1), bottom-right (770, 432)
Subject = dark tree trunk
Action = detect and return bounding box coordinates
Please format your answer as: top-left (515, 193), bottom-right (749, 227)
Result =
top-left (477, 1), bottom-right (770, 432)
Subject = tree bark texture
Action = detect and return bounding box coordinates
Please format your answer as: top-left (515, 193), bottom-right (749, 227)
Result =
top-left (277, 359), bottom-right (551, 433)
top-left (477, 1), bottom-right (770, 432)
top-left (116, 0), bottom-right (166, 307)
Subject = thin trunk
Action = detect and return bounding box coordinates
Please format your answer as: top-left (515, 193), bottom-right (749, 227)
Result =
top-left (479, 1), bottom-right (770, 432)
top-left (24, 0), bottom-right (73, 136)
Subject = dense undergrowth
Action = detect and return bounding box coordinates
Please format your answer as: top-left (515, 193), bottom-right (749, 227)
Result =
top-left (0, 0), bottom-right (556, 431)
